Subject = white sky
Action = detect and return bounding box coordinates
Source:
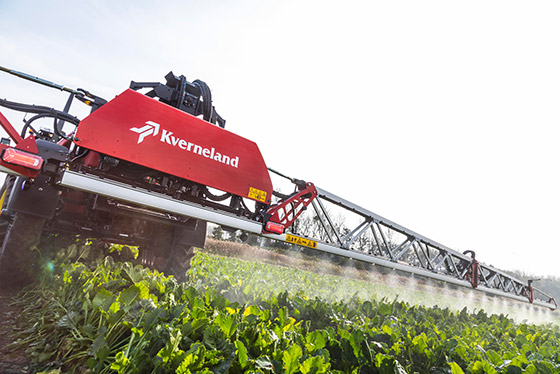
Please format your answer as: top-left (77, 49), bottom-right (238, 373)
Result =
top-left (1, 1), bottom-right (559, 277)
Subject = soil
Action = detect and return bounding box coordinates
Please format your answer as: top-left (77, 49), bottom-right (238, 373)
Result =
top-left (0, 288), bottom-right (34, 374)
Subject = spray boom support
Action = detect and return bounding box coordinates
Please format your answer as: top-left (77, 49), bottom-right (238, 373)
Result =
top-left (0, 66), bottom-right (556, 310)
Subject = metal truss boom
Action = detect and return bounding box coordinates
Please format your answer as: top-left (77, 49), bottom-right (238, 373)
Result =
top-left (289, 187), bottom-right (556, 310)
top-left (59, 170), bottom-right (557, 310)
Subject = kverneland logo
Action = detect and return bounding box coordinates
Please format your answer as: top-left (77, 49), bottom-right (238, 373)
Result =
top-left (130, 121), bottom-right (160, 144)
top-left (129, 121), bottom-right (239, 168)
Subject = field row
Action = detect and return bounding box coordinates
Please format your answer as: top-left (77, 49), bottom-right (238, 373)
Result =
top-left (8, 247), bottom-right (560, 373)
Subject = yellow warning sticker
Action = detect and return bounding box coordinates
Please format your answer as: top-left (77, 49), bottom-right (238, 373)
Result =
top-left (248, 187), bottom-right (267, 202)
top-left (286, 234), bottom-right (317, 249)
top-left (0, 189), bottom-right (6, 210)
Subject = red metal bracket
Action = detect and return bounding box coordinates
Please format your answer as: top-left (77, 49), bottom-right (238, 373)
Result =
top-left (521, 284), bottom-right (535, 303)
top-left (520, 283), bottom-right (535, 304)
top-left (463, 251), bottom-right (479, 288)
top-left (263, 182), bottom-right (318, 233)
top-left (467, 260), bottom-right (479, 288)
top-left (0, 110), bottom-right (24, 145)
top-left (15, 134), bottom-right (39, 154)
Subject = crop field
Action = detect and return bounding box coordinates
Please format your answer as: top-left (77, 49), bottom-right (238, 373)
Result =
top-left (1, 241), bottom-right (559, 373)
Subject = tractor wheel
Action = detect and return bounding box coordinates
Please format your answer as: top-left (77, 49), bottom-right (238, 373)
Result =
top-left (138, 222), bottom-right (196, 282)
top-left (0, 212), bottom-right (46, 288)
top-left (138, 221), bottom-right (174, 271)
top-left (139, 243), bottom-right (194, 281)
top-left (138, 245), bottom-right (164, 269)
top-left (162, 244), bottom-right (195, 282)
top-left (135, 214), bottom-right (205, 282)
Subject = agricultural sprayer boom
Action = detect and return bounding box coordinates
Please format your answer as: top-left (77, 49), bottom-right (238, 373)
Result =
top-left (0, 66), bottom-right (556, 310)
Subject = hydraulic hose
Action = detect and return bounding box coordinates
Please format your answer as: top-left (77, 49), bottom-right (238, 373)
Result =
top-left (0, 98), bottom-right (80, 139)
top-left (193, 79), bottom-right (212, 122)
top-left (202, 186), bottom-right (231, 202)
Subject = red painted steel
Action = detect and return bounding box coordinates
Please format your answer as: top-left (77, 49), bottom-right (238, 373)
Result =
top-left (265, 182), bottom-right (317, 230)
top-left (15, 134), bottom-right (39, 154)
top-left (0, 110), bottom-right (24, 144)
top-left (469, 260), bottom-right (479, 288)
top-left (74, 89), bottom-right (272, 203)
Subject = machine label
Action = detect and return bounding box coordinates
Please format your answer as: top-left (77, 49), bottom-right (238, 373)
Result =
top-left (248, 187), bottom-right (267, 202)
top-left (286, 234), bottom-right (317, 249)
top-left (130, 121), bottom-right (240, 168)
top-left (130, 121), bottom-right (160, 144)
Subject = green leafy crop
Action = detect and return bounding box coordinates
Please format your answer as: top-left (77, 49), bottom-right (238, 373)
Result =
top-left (10, 251), bottom-right (560, 373)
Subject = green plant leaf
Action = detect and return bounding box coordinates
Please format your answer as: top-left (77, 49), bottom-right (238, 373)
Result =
top-left (157, 328), bottom-right (183, 364)
top-left (118, 284), bottom-right (141, 306)
top-left (449, 362), bottom-right (466, 374)
top-left (90, 327), bottom-right (110, 361)
top-left (470, 360), bottom-right (498, 374)
top-left (92, 288), bottom-right (115, 312)
top-left (305, 330), bottom-right (327, 353)
top-left (283, 344), bottom-right (302, 374)
top-left (216, 313), bottom-right (237, 339)
top-left (300, 355), bottom-right (330, 374)
top-left (235, 340), bottom-right (249, 368)
top-left (377, 303), bottom-right (392, 316)
top-left (110, 351), bottom-right (130, 372)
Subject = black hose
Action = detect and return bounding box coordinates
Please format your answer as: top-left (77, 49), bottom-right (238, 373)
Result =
top-left (176, 76), bottom-right (187, 109)
top-left (21, 113), bottom-right (63, 139)
top-left (21, 118), bottom-right (38, 138)
top-left (202, 187), bottom-right (231, 202)
top-left (193, 79), bottom-right (212, 122)
top-left (213, 109), bottom-right (226, 128)
top-left (70, 148), bottom-right (90, 162)
top-left (0, 98), bottom-right (79, 124)
top-left (0, 98), bottom-right (80, 140)
top-left (22, 113), bottom-right (78, 140)
top-left (240, 198), bottom-right (256, 215)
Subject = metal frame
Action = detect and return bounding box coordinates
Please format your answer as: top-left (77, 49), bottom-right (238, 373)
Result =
top-left (289, 187), bottom-right (556, 309)
top-left (59, 170), bottom-right (556, 310)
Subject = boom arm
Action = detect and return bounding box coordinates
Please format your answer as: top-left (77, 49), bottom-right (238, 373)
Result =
top-left (58, 169), bottom-right (557, 310)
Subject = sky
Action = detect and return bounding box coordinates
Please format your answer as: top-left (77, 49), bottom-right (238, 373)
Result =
top-left (0, 0), bottom-right (559, 277)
